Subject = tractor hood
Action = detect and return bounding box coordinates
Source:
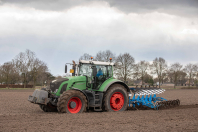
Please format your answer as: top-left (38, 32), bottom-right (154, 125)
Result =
top-left (50, 78), bottom-right (69, 92)
top-left (52, 78), bottom-right (69, 83)
top-left (65, 76), bottom-right (86, 82)
top-left (50, 76), bottom-right (86, 93)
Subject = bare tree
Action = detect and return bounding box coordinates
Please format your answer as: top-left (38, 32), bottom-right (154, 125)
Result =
top-left (161, 73), bottom-right (167, 84)
top-left (41, 72), bottom-right (55, 86)
top-left (140, 72), bottom-right (154, 85)
top-left (0, 64), bottom-right (3, 84)
top-left (153, 77), bottom-right (159, 84)
top-left (15, 49), bottom-right (50, 88)
top-left (178, 71), bottom-right (187, 85)
top-left (95, 50), bottom-right (116, 62)
top-left (15, 49), bottom-right (36, 88)
top-left (79, 53), bottom-right (92, 60)
top-left (170, 63), bottom-right (183, 88)
top-left (37, 62), bottom-right (49, 87)
top-left (184, 63), bottom-right (197, 86)
top-left (134, 60), bottom-right (150, 85)
top-left (0, 61), bottom-right (15, 86)
top-left (167, 70), bottom-right (174, 83)
top-left (195, 73), bottom-right (198, 86)
top-left (30, 58), bottom-right (48, 88)
top-left (9, 60), bottom-right (20, 84)
top-left (151, 57), bottom-right (167, 88)
top-left (95, 51), bottom-right (103, 61)
top-left (115, 53), bottom-right (135, 82)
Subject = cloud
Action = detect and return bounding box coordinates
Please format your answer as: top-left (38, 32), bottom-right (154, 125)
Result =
top-left (1, 0), bottom-right (198, 17)
top-left (181, 29), bottom-right (198, 35)
top-left (1, 4), bottom-right (197, 40)
top-left (0, 2), bottom-right (198, 75)
top-left (107, 0), bottom-right (198, 17)
top-left (0, 0), bottom-right (94, 11)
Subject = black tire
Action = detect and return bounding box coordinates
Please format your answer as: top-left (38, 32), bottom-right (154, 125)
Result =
top-left (39, 88), bottom-right (57, 112)
top-left (103, 84), bottom-right (128, 112)
top-left (57, 90), bottom-right (87, 113)
top-left (39, 104), bottom-right (58, 112)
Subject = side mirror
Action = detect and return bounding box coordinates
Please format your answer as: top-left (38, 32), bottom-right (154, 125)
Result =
top-left (93, 67), bottom-right (97, 77)
top-left (65, 65), bottom-right (67, 73)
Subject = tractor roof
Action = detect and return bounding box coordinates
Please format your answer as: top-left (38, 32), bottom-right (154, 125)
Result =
top-left (79, 60), bottom-right (114, 66)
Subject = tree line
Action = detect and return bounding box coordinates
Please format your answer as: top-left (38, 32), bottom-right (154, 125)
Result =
top-left (1, 49), bottom-right (197, 88)
top-left (79, 50), bottom-right (198, 88)
top-left (0, 49), bottom-right (55, 88)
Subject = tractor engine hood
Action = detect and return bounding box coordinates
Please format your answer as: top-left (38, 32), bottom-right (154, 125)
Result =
top-left (50, 78), bottom-right (69, 93)
top-left (66, 76), bottom-right (86, 82)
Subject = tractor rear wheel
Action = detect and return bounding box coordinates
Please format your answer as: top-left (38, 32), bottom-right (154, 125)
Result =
top-left (39, 104), bottom-right (58, 112)
top-left (57, 90), bottom-right (87, 113)
top-left (103, 84), bottom-right (128, 112)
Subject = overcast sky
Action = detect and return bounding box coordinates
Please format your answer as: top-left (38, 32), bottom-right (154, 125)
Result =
top-left (0, 0), bottom-right (198, 76)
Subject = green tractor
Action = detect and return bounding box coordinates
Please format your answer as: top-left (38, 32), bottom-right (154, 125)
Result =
top-left (28, 59), bottom-right (130, 113)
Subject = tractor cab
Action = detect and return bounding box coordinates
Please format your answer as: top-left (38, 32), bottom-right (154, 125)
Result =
top-left (66, 59), bottom-right (114, 90)
top-left (78, 60), bottom-right (114, 89)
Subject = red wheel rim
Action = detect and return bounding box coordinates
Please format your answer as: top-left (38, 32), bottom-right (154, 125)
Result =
top-left (110, 92), bottom-right (124, 111)
top-left (67, 97), bottom-right (82, 113)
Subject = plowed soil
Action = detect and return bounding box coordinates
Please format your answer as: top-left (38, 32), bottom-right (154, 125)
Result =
top-left (0, 89), bottom-right (198, 132)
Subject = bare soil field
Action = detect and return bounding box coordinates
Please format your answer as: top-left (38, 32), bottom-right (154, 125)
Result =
top-left (0, 89), bottom-right (198, 132)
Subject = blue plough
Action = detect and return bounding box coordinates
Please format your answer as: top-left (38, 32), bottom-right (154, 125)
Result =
top-left (128, 88), bottom-right (179, 110)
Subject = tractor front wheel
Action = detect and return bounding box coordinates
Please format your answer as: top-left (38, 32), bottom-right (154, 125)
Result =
top-left (57, 90), bottom-right (87, 113)
top-left (103, 84), bottom-right (128, 112)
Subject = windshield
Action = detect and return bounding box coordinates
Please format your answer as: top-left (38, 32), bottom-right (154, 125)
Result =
top-left (79, 64), bottom-right (92, 77)
top-left (79, 64), bottom-right (112, 78)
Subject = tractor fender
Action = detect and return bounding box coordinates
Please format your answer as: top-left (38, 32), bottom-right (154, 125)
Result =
top-left (69, 87), bottom-right (90, 109)
top-left (103, 81), bottom-right (130, 92)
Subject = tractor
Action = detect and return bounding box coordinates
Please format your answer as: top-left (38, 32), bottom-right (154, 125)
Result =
top-left (28, 58), bottom-right (180, 113)
top-left (28, 58), bottom-right (130, 113)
